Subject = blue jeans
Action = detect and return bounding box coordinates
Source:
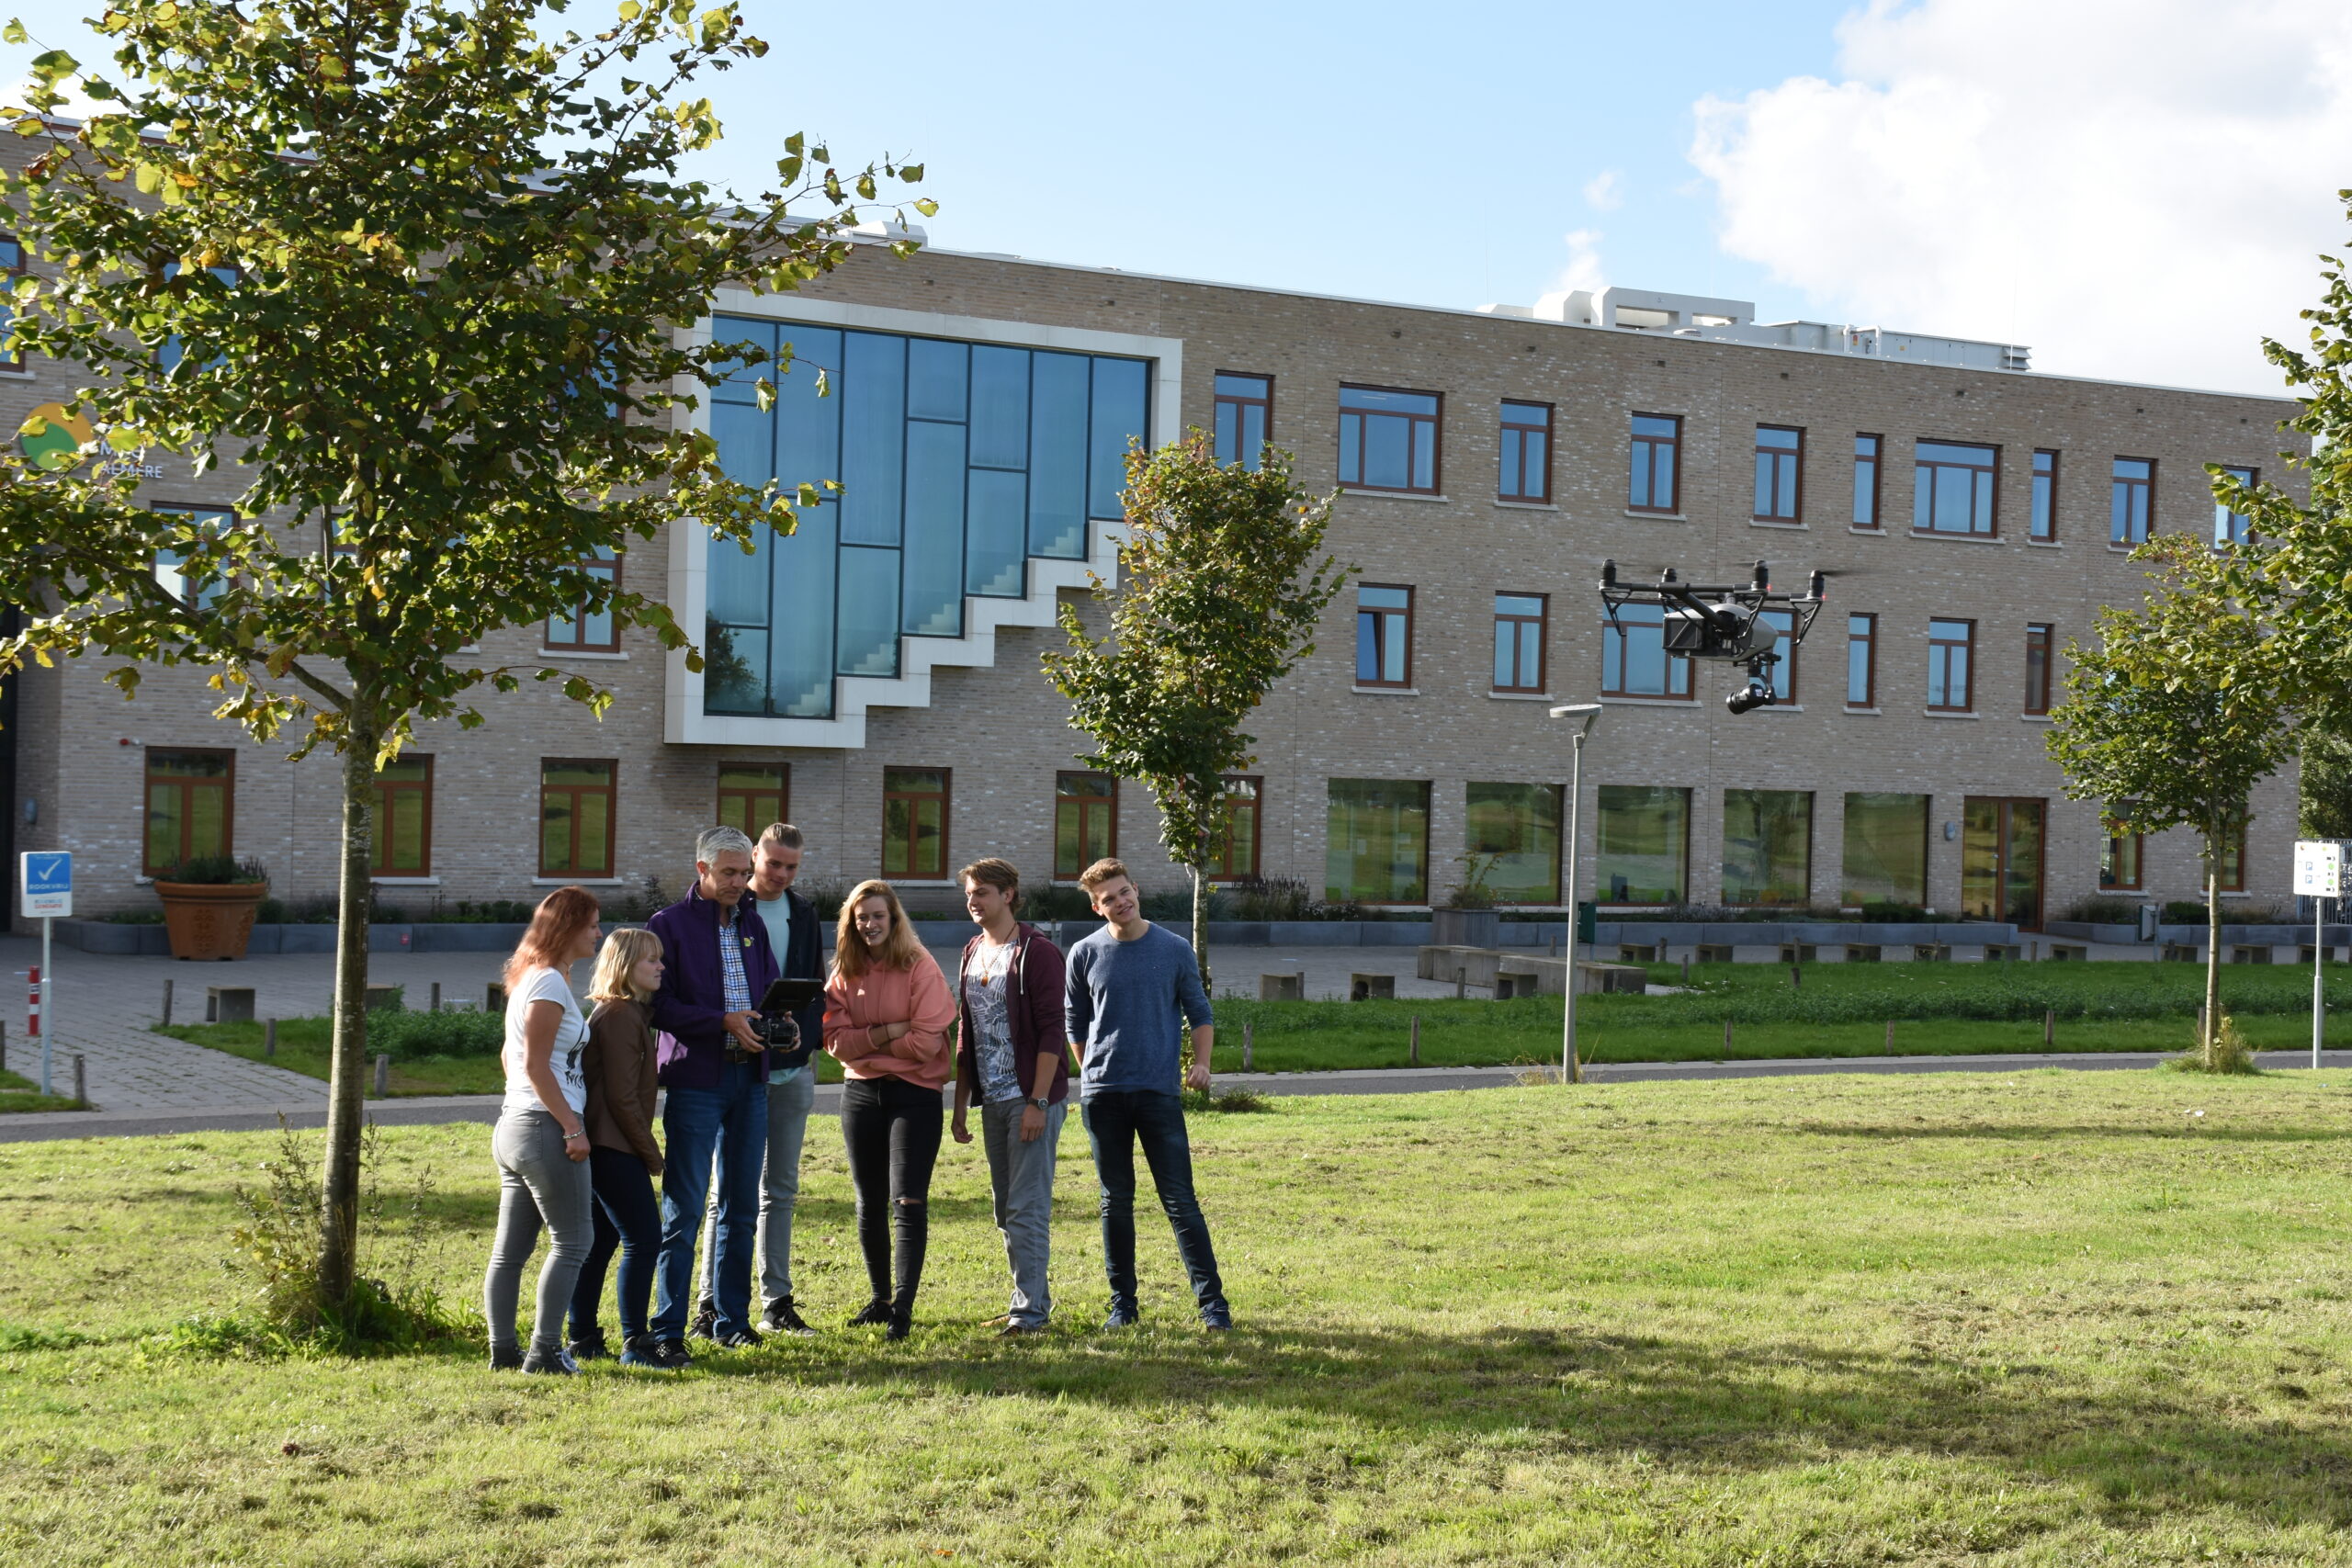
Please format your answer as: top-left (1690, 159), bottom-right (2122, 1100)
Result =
top-left (654, 1060), bottom-right (766, 1340)
top-left (1082, 1089), bottom-right (1226, 1319)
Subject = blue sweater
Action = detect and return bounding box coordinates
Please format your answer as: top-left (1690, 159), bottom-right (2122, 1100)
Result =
top-left (1065, 922), bottom-right (1214, 1099)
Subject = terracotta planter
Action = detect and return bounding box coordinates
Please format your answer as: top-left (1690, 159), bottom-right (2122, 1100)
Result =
top-left (155, 881), bottom-right (267, 961)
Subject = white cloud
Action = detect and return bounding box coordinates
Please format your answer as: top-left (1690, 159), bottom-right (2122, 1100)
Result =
top-left (1535, 228), bottom-right (1608, 317)
top-left (1582, 170), bottom-right (1623, 211)
top-left (1690, 0), bottom-right (2352, 394)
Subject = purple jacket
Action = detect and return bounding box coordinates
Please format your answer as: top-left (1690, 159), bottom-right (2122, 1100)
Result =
top-left (648, 885), bottom-right (781, 1090)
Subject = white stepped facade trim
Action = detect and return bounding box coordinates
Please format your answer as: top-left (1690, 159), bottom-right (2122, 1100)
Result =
top-left (664, 296), bottom-right (1184, 750)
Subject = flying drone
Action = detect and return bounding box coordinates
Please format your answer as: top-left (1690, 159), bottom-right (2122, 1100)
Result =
top-left (1599, 558), bottom-right (1827, 715)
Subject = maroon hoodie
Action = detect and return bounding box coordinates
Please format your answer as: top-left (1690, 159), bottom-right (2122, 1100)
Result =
top-left (954, 920), bottom-right (1072, 1107)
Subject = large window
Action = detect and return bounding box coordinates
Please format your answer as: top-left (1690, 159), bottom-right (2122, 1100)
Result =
top-left (1498, 400), bottom-right (1552, 502)
top-left (2211, 812), bottom-right (2247, 892)
top-left (546, 546), bottom-right (619, 652)
top-left (706, 316), bottom-right (1148, 719)
top-left (1928, 619), bottom-right (1974, 712)
top-left (2100, 826), bottom-right (2143, 891)
top-left (538, 760), bottom-right (616, 877)
top-left (144, 749), bottom-right (233, 876)
top-left (1338, 386), bottom-right (1441, 494)
top-left (370, 756), bottom-right (433, 876)
top-left (1914, 440), bottom-right (1999, 536)
top-left (153, 502), bottom-right (235, 611)
top-left (1465, 782), bottom-right (1562, 905)
top-left (1852, 434), bottom-right (1882, 527)
top-left (2111, 457), bottom-right (2154, 545)
top-left (2214, 464), bottom-right (2257, 547)
top-left (1840, 793), bottom-right (1928, 907)
top-left (1213, 372), bottom-right (1272, 471)
top-left (1054, 772), bottom-right (1117, 879)
top-left (715, 764), bottom-right (788, 839)
top-left (1628, 413), bottom-right (1680, 513)
top-left (2030, 449), bottom-right (2059, 541)
top-left (882, 767), bottom-right (950, 879)
top-left (1209, 776), bottom-right (1261, 882)
top-left (1595, 785), bottom-right (1688, 905)
top-left (1493, 592), bottom-right (1546, 694)
top-left (1846, 614), bottom-right (1876, 707)
top-left (1356, 584), bottom-right (1413, 688)
top-left (1753, 425), bottom-right (1803, 521)
top-left (1326, 779), bottom-right (1430, 904)
top-left (2024, 624), bottom-right (2053, 716)
top-left (1722, 789), bottom-right (1813, 907)
top-left (1600, 603), bottom-right (1692, 699)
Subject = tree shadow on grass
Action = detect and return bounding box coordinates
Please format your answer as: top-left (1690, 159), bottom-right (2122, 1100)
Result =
top-left (672, 1320), bottom-right (2352, 1529)
top-left (1793, 1122), bottom-right (2352, 1145)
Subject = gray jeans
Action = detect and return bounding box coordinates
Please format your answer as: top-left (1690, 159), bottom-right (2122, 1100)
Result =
top-left (982, 1098), bottom-right (1065, 1326)
top-left (484, 1108), bottom-right (595, 1355)
top-left (700, 1066), bottom-right (816, 1308)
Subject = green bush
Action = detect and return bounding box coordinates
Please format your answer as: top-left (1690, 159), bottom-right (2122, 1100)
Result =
top-left (158, 854), bottom-right (267, 885)
top-left (2061, 896), bottom-right (2141, 923)
top-left (369, 1008), bottom-right (504, 1060)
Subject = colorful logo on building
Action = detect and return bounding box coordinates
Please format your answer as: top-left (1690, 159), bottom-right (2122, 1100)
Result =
top-left (19, 402), bottom-right (94, 470)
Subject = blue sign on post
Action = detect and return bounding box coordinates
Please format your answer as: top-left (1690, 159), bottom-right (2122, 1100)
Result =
top-left (20, 852), bottom-right (71, 919)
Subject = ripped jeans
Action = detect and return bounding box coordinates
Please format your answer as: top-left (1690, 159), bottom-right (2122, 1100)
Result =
top-left (839, 1075), bottom-right (943, 1313)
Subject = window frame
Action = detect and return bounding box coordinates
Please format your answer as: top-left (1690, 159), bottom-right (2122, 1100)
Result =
top-left (1213, 370), bottom-right (1273, 471)
top-left (1323, 777), bottom-right (1433, 906)
top-left (2099, 825), bottom-right (2144, 892)
top-left (369, 754), bottom-right (434, 877)
top-left (1628, 412), bottom-right (1682, 514)
top-left (1852, 433), bottom-right (1883, 528)
top-left (1498, 400), bottom-right (1554, 503)
top-left (1594, 784), bottom-right (1691, 906)
top-left (2110, 457), bottom-right (2155, 546)
top-left (152, 502), bottom-right (237, 610)
top-left (1600, 602), bottom-right (1693, 701)
top-left (2214, 464), bottom-right (2258, 547)
top-left (1491, 591), bottom-right (1547, 694)
top-left (1753, 424), bottom-right (1804, 522)
top-left (2023, 623), bottom-right (2053, 716)
top-left (1336, 383), bottom-right (1442, 495)
top-left (1207, 774), bottom-right (1262, 883)
top-left (1845, 613), bottom-right (1877, 708)
top-left (1355, 582), bottom-right (1415, 689)
top-left (537, 758), bottom-right (618, 878)
top-left (0, 232), bottom-right (22, 372)
top-left (881, 765), bottom-right (953, 881)
top-left (2030, 449), bottom-right (2060, 541)
top-left (1913, 439), bottom-right (2001, 537)
top-left (1720, 788), bottom-right (1815, 908)
top-left (545, 546), bottom-right (622, 653)
top-left (1053, 770), bottom-right (1119, 881)
top-left (1464, 781), bottom-right (1565, 906)
top-left (715, 763), bottom-right (789, 839)
top-left (143, 747), bottom-right (236, 877)
top-left (1928, 618), bottom-right (1975, 713)
top-left (2213, 813), bottom-right (2247, 893)
top-left (1758, 607), bottom-right (1798, 701)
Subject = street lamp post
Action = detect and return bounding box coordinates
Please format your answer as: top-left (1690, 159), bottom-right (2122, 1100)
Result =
top-left (1550, 703), bottom-right (1602, 1084)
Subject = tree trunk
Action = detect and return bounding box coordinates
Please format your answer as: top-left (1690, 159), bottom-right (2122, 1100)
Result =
top-left (2203, 829), bottom-right (2222, 1071)
top-left (1189, 861), bottom-right (1212, 1070)
top-left (316, 718), bottom-right (379, 1309)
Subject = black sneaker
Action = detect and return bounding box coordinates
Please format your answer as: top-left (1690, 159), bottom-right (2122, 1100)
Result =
top-left (760, 1298), bottom-right (816, 1337)
top-left (650, 1338), bottom-right (693, 1371)
top-left (686, 1298), bottom-right (718, 1341)
top-left (618, 1335), bottom-right (667, 1369)
top-left (718, 1325), bottom-right (763, 1349)
top-left (1201, 1307), bottom-right (1234, 1332)
top-left (520, 1346), bottom-right (579, 1375)
top-left (847, 1299), bottom-right (892, 1327)
top-left (886, 1307), bottom-right (912, 1342)
top-left (488, 1343), bottom-right (524, 1371)
top-left (567, 1327), bottom-right (610, 1361)
top-left (1102, 1305), bottom-right (1140, 1330)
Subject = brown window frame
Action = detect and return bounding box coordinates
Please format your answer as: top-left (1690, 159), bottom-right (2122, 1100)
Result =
top-left (538, 758), bottom-right (617, 878)
top-left (545, 547), bottom-right (621, 653)
top-left (1213, 370), bottom-right (1272, 471)
top-left (2023, 623), bottom-right (2053, 716)
top-left (2030, 449), bottom-right (2060, 541)
top-left (2213, 813), bottom-right (2247, 893)
top-left (1498, 400), bottom-right (1554, 503)
top-left (881, 766), bottom-right (952, 881)
top-left (1053, 771), bottom-right (1119, 881)
top-left (2100, 825), bottom-right (2143, 892)
top-left (2110, 457), bottom-right (2155, 546)
top-left (370, 754), bottom-right (434, 877)
top-left (1336, 384), bottom-right (1442, 495)
top-left (143, 747), bottom-right (236, 877)
top-left (1628, 412), bottom-right (1681, 514)
top-left (2214, 464), bottom-right (2258, 547)
top-left (1928, 619), bottom-right (1975, 713)
top-left (1492, 591), bottom-right (1547, 694)
top-left (1208, 775), bottom-right (1262, 882)
top-left (1852, 434), bottom-right (1883, 528)
top-left (1356, 582), bottom-right (1415, 689)
top-left (1914, 439), bottom-right (2001, 537)
top-left (1599, 603), bottom-right (1694, 701)
top-left (1846, 613), bottom-right (1877, 708)
top-left (715, 763), bottom-right (789, 840)
top-left (1753, 424), bottom-right (1804, 522)
top-left (0, 232), bottom-right (23, 372)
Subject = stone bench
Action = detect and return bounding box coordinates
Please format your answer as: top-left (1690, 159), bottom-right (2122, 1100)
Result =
top-left (205, 986), bottom-right (255, 1024)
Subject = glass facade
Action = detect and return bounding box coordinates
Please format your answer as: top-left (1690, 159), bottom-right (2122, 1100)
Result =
top-left (1326, 779), bottom-right (1430, 904)
top-left (1595, 785), bottom-right (1688, 904)
top-left (1722, 789), bottom-right (1812, 906)
top-left (706, 316), bottom-right (1148, 719)
top-left (1465, 782), bottom-right (1562, 904)
top-left (1841, 793), bottom-right (1928, 907)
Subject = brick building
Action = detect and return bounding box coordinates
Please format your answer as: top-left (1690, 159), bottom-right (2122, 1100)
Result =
top-left (3, 240), bottom-right (2305, 928)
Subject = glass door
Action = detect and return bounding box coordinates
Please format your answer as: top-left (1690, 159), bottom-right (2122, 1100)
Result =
top-left (1962, 796), bottom-right (2046, 929)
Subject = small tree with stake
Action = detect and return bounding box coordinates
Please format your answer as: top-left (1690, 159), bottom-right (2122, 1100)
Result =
top-left (0, 0), bottom-right (928, 1320)
top-left (1044, 434), bottom-right (1343, 1015)
top-left (2044, 532), bottom-right (2294, 1070)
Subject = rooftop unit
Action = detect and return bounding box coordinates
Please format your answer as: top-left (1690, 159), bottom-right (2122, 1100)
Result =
top-left (1480, 285), bottom-right (2030, 372)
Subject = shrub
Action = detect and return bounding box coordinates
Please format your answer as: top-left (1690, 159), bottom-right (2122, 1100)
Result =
top-left (2166, 1012), bottom-right (2262, 1076)
top-left (1023, 883), bottom-right (1096, 921)
top-left (157, 854), bottom-right (267, 885)
top-left (370, 1008), bottom-right (503, 1060)
top-left (2060, 896), bottom-right (2140, 923)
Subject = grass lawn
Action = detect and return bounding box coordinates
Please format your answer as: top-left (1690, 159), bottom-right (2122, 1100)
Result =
top-left (0, 1065), bottom-right (86, 1114)
top-left (6, 1070), bottom-right (2352, 1562)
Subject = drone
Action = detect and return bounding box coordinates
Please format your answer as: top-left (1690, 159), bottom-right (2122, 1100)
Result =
top-left (1599, 558), bottom-right (1827, 715)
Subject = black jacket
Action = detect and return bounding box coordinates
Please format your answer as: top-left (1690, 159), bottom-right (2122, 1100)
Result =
top-left (756, 886), bottom-right (824, 1072)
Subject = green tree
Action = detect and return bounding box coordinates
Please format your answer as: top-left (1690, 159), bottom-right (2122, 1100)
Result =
top-left (1044, 434), bottom-right (1344, 1005)
top-left (2044, 533), bottom-right (2294, 1069)
top-left (0, 0), bottom-right (926, 1313)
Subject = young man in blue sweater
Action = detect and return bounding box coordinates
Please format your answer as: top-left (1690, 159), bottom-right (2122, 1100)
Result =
top-left (1065, 858), bottom-right (1231, 1330)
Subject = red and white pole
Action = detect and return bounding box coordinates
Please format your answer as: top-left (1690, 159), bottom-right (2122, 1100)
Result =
top-left (28, 962), bottom-right (47, 1097)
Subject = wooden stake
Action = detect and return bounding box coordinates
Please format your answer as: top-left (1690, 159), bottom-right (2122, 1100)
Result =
top-left (1410, 1014), bottom-right (1421, 1066)
top-left (161, 978), bottom-right (173, 1029)
top-left (372, 1054), bottom-right (390, 1097)
top-left (1723, 1018), bottom-right (1733, 1055)
top-left (2043, 1009), bottom-right (2054, 1047)
top-left (71, 1054), bottom-right (85, 1106)
top-left (1241, 1021), bottom-right (1253, 1072)
top-left (430, 981), bottom-right (441, 1013)
top-left (1884, 1019), bottom-right (1894, 1052)
top-left (264, 1018), bottom-right (277, 1058)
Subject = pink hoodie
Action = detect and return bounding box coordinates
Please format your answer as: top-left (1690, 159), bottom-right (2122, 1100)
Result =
top-left (822, 947), bottom-right (958, 1089)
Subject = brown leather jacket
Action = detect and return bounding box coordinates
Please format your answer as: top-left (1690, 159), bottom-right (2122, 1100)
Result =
top-left (583, 998), bottom-right (663, 1175)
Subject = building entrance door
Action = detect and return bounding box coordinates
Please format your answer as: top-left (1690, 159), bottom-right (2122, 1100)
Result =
top-left (1962, 796), bottom-right (2045, 930)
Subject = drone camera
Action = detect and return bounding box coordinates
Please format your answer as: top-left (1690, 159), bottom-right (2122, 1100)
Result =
top-left (1725, 679), bottom-right (1777, 716)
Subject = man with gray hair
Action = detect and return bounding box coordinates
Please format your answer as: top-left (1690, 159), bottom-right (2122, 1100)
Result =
top-left (644, 823), bottom-right (783, 1362)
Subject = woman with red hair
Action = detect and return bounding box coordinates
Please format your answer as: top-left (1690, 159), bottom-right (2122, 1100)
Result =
top-left (483, 885), bottom-right (603, 1373)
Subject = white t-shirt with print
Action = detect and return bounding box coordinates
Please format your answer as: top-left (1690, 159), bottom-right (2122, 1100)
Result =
top-left (501, 965), bottom-right (588, 1116)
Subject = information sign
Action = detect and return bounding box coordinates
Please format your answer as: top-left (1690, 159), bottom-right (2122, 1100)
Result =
top-left (18, 852), bottom-right (71, 919)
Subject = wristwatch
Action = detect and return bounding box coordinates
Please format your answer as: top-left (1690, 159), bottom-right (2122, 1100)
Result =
top-left (1027, 1097), bottom-right (1050, 1111)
